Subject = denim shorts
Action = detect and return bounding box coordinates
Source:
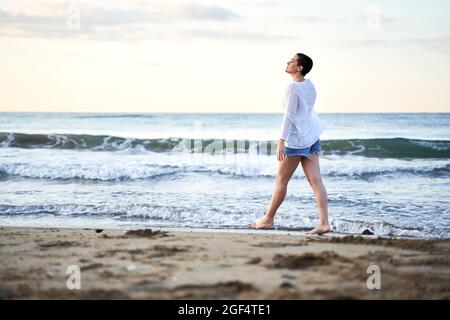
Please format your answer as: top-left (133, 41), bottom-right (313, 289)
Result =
top-left (284, 139), bottom-right (321, 159)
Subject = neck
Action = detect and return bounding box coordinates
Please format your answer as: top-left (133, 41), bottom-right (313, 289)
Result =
top-left (291, 74), bottom-right (305, 82)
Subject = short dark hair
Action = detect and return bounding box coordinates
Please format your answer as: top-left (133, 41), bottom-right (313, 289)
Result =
top-left (295, 53), bottom-right (313, 76)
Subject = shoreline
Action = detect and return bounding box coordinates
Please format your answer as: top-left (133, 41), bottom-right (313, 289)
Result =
top-left (1, 224), bottom-right (444, 240)
top-left (1, 227), bottom-right (449, 299)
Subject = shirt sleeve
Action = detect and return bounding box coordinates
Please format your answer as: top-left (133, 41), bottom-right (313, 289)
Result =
top-left (280, 85), bottom-right (299, 140)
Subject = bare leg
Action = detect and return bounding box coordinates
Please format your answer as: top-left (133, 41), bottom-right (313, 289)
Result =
top-left (251, 156), bottom-right (301, 229)
top-left (300, 153), bottom-right (331, 235)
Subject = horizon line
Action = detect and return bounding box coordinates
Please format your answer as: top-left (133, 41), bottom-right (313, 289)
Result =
top-left (1, 111), bottom-right (449, 114)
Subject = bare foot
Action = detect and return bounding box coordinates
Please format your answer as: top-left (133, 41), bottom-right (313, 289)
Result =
top-left (307, 224), bottom-right (331, 235)
top-left (250, 216), bottom-right (274, 229)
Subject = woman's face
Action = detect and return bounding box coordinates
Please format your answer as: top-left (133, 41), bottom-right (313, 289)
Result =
top-left (285, 55), bottom-right (302, 74)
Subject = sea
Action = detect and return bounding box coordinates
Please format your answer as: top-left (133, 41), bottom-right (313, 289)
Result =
top-left (1, 112), bottom-right (449, 238)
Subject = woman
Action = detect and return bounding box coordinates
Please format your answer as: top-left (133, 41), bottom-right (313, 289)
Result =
top-left (251, 53), bottom-right (331, 235)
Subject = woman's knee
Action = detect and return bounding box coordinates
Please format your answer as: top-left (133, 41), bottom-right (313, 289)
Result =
top-left (276, 175), bottom-right (290, 187)
top-left (307, 175), bottom-right (322, 187)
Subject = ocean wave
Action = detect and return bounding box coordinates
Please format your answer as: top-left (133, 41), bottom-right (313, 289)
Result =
top-left (73, 114), bottom-right (154, 119)
top-left (0, 159), bottom-right (448, 181)
top-left (0, 162), bottom-right (183, 181)
top-left (0, 204), bottom-right (446, 238)
top-left (1, 132), bottom-right (450, 159)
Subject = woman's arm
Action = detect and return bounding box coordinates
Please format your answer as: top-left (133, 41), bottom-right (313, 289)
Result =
top-left (277, 139), bottom-right (286, 162)
top-left (278, 85), bottom-right (299, 161)
top-left (280, 85), bottom-right (299, 141)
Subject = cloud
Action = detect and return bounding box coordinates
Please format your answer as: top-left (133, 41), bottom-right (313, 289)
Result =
top-left (62, 52), bottom-right (164, 67)
top-left (338, 39), bottom-right (387, 49)
top-left (279, 14), bottom-right (348, 25)
top-left (84, 6), bottom-right (166, 26)
top-left (0, 1), bottom-right (245, 40)
top-left (182, 28), bottom-right (293, 41)
top-left (0, 6), bottom-right (88, 38)
top-left (337, 35), bottom-right (450, 56)
top-left (399, 35), bottom-right (450, 55)
top-left (182, 3), bottom-right (241, 21)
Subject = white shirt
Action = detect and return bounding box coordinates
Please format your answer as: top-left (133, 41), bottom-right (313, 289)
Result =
top-left (280, 79), bottom-right (326, 148)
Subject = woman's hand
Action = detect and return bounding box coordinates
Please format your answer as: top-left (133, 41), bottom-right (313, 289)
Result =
top-left (277, 139), bottom-right (287, 162)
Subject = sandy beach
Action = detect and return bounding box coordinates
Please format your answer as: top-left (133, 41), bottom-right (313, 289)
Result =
top-left (0, 227), bottom-right (449, 299)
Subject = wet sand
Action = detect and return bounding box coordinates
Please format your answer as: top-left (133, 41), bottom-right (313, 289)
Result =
top-left (0, 227), bottom-right (449, 299)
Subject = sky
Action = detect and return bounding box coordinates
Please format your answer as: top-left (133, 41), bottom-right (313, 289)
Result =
top-left (0, 0), bottom-right (449, 113)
